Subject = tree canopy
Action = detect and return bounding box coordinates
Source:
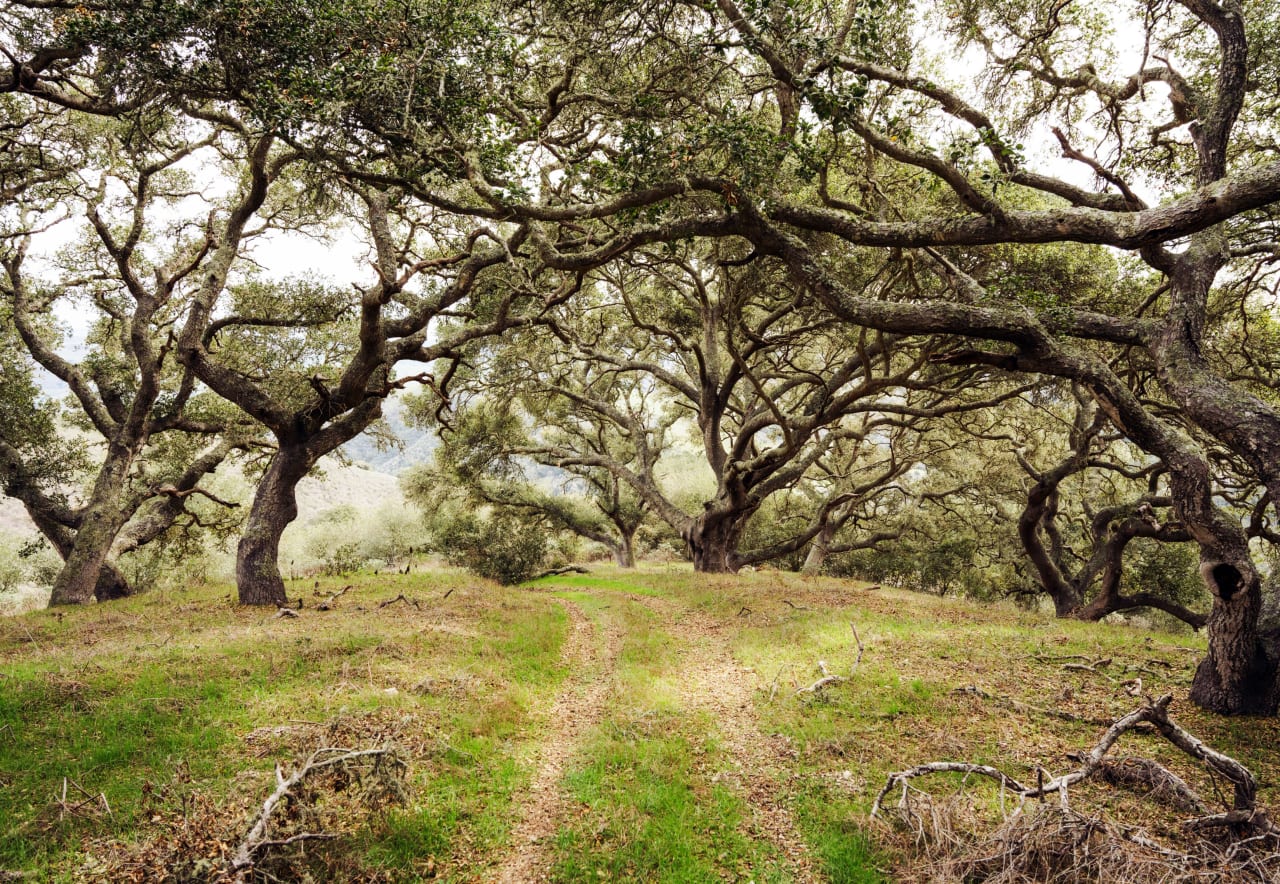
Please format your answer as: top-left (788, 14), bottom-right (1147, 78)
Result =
top-left (5, 0), bottom-right (1280, 716)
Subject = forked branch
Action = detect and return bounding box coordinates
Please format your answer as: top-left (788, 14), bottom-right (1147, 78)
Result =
top-left (871, 695), bottom-right (1274, 837)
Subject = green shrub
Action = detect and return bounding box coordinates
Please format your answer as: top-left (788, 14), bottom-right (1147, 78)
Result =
top-left (830, 533), bottom-right (999, 598)
top-left (0, 536), bottom-right (24, 594)
top-left (431, 510), bottom-right (547, 585)
top-left (1121, 538), bottom-right (1205, 608)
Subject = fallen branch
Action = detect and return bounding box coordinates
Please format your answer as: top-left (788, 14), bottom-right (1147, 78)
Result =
top-left (227, 746), bottom-right (407, 882)
top-left (1094, 756), bottom-right (1208, 814)
top-left (1062, 658), bottom-right (1116, 681)
top-left (54, 777), bottom-right (111, 823)
top-left (950, 684), bottom-right (1109, 726)
top-left (530, 565), bottom-right (590, 580)
top-left (316, 585), bottom-right (353, 612)
top-left (796, 623), bottom-right (865, 696)
top-left (872, 694), bottom-right (1276, 838)
top-left (377, 594), bottom-right (421, 611)
top-left (18, 623), bottom-right (43, 653)
top-left (850, 622), bottom-right (865, 671)
top-left (782, 599), bottom-right (810, 611)
top-left (1031, 653), bottom-right (1103, 664)
top-left (767, 664), bottom-right (792, 703)
top-left (273, 608), bottom-right (299, 619)
top-left (796, 660), bottom-right (847, 695)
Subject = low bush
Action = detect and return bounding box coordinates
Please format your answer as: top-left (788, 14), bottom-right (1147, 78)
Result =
top-left (430, 510), bottom-right (548, 585)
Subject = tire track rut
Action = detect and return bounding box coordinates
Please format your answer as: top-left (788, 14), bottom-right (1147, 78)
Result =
top-left (493, 597), bottom-right (621, 883)
top-left (632, 593), bottom-right (820, 882)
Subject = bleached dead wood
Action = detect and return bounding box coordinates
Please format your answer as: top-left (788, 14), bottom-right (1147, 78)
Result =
top-left (796, 660), bottom-right (846, 695)
top-left (316, 585), bottom-right (353, 611)
top-left (54, 777), bottom-right (111, 822)
top-left (228, 746), bottom-right (406, 882)
top-left (871, 694), bottom-right (1277, 839)
top-left (796, 623), bottom-right (865, 696)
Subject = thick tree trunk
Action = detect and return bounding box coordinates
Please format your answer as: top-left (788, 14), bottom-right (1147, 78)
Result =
top-left (1189, 563), bottom-right (1278, 714)
top-left (48, 449), bottom-right (134, 606)
top-left (48, 507), bottom-right (128, 605)
top-left (1167, 451), bottom-right (1277, 714)
top-left (801, 524), bottom-right (834, 574)
top-left (613, 531), bottom-right (636, 568)
top-left (236, 445), bottom-right (313, 606)
top-left (27, 505), bottom-right (134, 602)
top-left (1144, 249), bottom-right (1280, 713)
top-left (92, 562), bottom-right (134, 601)
top-left (1018, 479), bottom-right (1084, 617)
top-left (684, 510), bottom-right (746, 573)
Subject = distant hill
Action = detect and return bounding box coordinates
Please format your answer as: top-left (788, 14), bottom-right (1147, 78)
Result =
top-left (0, 498), bottom-right (35, 538)
top-left (341, 398), bottom-right (438, 475)
top-left (295, 461), bottom-right (404, 520)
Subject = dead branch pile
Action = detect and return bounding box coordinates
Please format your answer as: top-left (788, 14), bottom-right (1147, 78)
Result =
top-left (228, 746), bottom-right (409, 882)
top-left (76, 745), bottom-right (408, 883)
top-left (939, 804), bottom-right (1280, 883)
top-left (873, 694), bottom-right (1280, 882)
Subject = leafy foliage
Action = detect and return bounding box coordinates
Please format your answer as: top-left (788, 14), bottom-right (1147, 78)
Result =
top-left (430, 508), bottom-right (548, 586)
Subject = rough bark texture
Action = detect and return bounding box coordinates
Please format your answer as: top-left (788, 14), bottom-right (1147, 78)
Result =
top-left (612, 532), bottom-right (636, 568)
top-left (684, 508), bottom-right (749, 574)
top-left (236, 446), bottom-right (313, 607)
top-left (801, 524), bottom-right (835, 574)
top-left (25, 495), bottom-right (134, 602)
top-left (1189, 562), bottom-right (1277, 714)
top-left (48, 448), bottom-right (134, 606)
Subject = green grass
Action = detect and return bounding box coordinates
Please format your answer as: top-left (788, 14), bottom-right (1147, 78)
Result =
top-left (545, 590), bottom-right (793, 883)
top-left (1, 565), bottom-right (1275, 881)
top-left (0, 571), bottom-right (569, 880)
top-left (529, 573), bottom-right (667, 595)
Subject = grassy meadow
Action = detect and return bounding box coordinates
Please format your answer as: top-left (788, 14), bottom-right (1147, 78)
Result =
top-left (0, 566), bottom-right (1275, 882)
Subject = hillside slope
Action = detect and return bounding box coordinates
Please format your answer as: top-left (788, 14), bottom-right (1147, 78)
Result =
top-left (1, 569), bottom-right (1274, 881)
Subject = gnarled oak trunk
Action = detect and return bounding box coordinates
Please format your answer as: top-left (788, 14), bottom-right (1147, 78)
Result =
top-left (684, 509), bottom-right (747, 573)
top-left (801, 524), bottom-right (835, 574)
top-left (48, 450), bottom-right (135, 606)
top-left (236, 445), bottom-right (313, 606)
top-left (28, 504), bottom-right (134, 603)
top-left (1189, 562), bottom-right (1278, 715)
top-left (613, 532), bottom-right (636, 568)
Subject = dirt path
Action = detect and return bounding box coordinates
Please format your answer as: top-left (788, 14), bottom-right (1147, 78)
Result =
top-left (492, 597), bottom-right (620, 884)
top-left (632, 594), bottom-right (820, 882)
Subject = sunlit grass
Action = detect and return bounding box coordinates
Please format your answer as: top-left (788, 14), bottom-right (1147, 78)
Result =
top-left (0, 565), bottom-right (1274, 881)
top-left (0, 571), bottom-right (569, 879)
